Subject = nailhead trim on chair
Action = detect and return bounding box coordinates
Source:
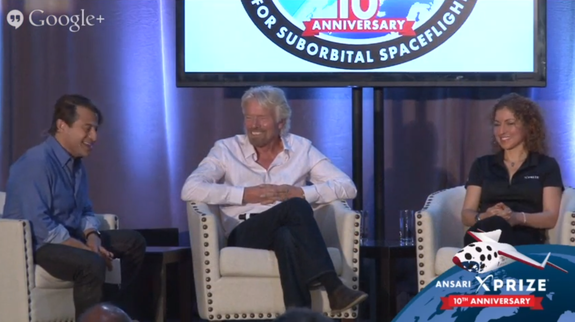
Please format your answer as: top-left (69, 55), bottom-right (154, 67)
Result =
top-left (571, 211), bottom-right (575, 247)
top-left (22, 221), bottom-right (33, 322)
top-left (414, 188), bottom-right (451, 291)
top-left (566, 186), bottom-right (575, 246)
top-left (322, 201), bottom-right (360, 319)
top-left (191, 202), bottom-right (218, 321)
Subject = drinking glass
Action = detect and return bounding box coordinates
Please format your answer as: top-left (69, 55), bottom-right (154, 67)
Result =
top-left (399, 210), bottom-right (415, 246)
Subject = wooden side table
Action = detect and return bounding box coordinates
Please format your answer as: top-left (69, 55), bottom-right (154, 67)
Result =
top-left (360, 240), bottom-right (416, 322)
top-left (145, 246), bottom-right (194, 322)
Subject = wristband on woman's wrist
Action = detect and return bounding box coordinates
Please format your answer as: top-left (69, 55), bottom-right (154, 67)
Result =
top-left (522, 212), bottom-right (527, 224)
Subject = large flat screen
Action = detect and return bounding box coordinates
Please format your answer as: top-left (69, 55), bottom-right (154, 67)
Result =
top-left (176, 0), bottom-right (546, 87)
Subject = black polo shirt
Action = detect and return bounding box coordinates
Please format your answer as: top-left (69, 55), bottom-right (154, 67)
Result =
top-left (465, 152), bottom-right (563, 241)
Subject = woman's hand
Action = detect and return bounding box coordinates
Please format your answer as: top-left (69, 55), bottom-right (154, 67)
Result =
top-left (494, 203), bottom-right (513, 220)
top-left (484, 203), bottom-right (513, 220)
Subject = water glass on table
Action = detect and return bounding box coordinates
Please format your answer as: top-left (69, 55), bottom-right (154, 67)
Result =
top-left (399, 210), bottom-right (415, 246)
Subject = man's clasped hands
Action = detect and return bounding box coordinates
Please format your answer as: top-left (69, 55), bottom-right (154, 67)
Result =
top-left (62, 231), bottom-right (115, 271)
top-left (86, 233), bottom-right (115, 270)
top-left (243, 184), bottom-right (305, 205)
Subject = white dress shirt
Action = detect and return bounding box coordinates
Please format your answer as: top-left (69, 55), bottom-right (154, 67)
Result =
top-left (181, 133), bottom-right (357, 236)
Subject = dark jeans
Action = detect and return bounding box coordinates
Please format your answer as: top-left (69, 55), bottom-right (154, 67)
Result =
top-left (464, 216), bottom-right (545, 246)
top-left (34, 230), bottom-right (146, 319)
top-left (227, 198), bottom-right (336, 308)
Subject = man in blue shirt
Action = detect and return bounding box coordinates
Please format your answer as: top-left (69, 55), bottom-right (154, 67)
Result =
top-left (3, 94), bottom-right (146, 319)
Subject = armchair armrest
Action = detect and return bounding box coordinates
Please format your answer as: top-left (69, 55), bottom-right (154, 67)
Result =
top-left (314, 200), bottom-right (360, 283)
top-left (0, 219), bottom-right (35, 321)
top-left (549, 187), bottom-right (575, 246)
top-left (416, 186), bottom-right (466, 289)
top-left (96, 214), bottom-right (119, 231)
top-left (186, 202), bottom-right (224, 317)
top-left (554, 211), bottom-right (575, 246)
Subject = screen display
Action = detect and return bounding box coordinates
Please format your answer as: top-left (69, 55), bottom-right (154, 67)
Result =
top-left (178, 0), bottom-right (544, 87)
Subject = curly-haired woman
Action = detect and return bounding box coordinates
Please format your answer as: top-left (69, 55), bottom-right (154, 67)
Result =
top-left (461, 93), bottom-right (564, 246)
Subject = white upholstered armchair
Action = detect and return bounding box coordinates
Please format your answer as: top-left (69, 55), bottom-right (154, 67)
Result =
top-left (0, 191), bottom-right (120, 322)
top-left (415, 186), bottom-right (575, 292)
top-left (186, 200), bottom-right (362, 321)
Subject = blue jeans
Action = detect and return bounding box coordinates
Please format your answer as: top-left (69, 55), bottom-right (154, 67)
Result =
top-left (227, 198), bottom-right (336, 308)
top-left (34, 230), bottom-right (146, 319)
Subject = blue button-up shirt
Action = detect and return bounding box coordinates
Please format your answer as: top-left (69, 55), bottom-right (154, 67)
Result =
top-left (3, 136), bottom-right (100, 249)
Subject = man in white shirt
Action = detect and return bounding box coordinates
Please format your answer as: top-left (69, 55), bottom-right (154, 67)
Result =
top-left (181, 85), bottom-right (368, 312)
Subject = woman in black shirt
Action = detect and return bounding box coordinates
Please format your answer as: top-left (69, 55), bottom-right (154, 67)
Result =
top-left (461, 93), bottom-right (564, 246)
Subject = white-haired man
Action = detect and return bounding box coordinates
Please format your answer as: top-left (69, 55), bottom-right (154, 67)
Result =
top-left (181, 86), bottom-right (368, 312)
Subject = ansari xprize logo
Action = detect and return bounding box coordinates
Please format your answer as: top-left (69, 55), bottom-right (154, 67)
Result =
top-left (243, 0), bottom-right (477, 70)
top-left (438, 229), bottom-right (567, 311)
